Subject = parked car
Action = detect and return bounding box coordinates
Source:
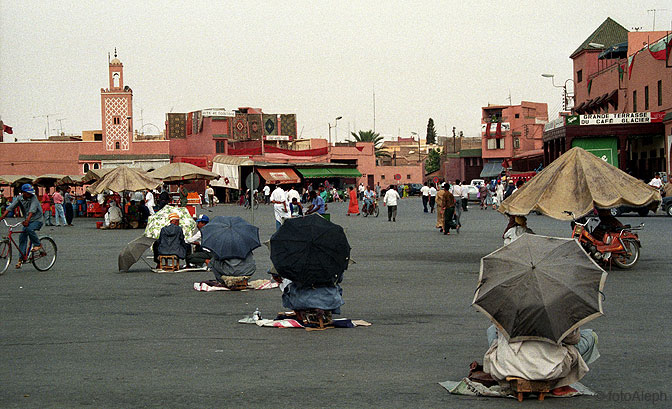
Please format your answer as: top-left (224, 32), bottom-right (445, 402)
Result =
top-left (407, 183), bottom-right (423, 196)
top-left (662, 196), bottom-right (672, 216)
top-left (609, 200), bottom-right (660, 217)
top-left (463, 185), bottom-right (479, 202)
top-left (470, 179), bottom-right (485, 187)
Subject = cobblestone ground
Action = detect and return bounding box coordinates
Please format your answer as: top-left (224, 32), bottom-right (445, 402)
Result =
top-left (1, 198), bottom-right (670, 408)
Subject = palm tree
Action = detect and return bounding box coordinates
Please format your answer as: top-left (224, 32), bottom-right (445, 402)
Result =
top-left (349, 130), bottom-right (390, 158)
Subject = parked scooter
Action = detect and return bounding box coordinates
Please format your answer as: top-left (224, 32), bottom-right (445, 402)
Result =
top-left (565, 210), bottom-right (642, 269)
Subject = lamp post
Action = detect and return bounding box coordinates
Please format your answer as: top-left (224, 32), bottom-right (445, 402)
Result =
top-left (411, 131), bottom-right (420, 162)
top-left (328, 116), bottom-right (343, 146)
top-left (541, 74), bottom-right (575, 111)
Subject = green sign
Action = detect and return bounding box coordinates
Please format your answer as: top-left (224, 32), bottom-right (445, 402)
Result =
top-left (571, 137), bottom-right (618, 167)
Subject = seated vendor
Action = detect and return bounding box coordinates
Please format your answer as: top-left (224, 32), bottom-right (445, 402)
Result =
top-left (185, 214), bottom-right (212, 267)
top-left (210, 251), bottom-right (256, 287)
top-left (104, 201), bottom-right (123, 229)
top-left (126, 200), bottom-right (140, 227)
top-left (153, 212), bottom-right (189, 269)
top-left (483, 324), bottom-right (599, 390)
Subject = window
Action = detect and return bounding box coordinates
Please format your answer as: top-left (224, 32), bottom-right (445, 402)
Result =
top-left (658, 80), bottom-right (663, 106)
top-left (513, 137), bottom-right (520, 149)
top-left (381, 175), bottom-right (385, 180)
top-left (406, 174), bottom-right (411, 180)
top-left (633, 90), bottom-right (637, 111)
top-left (487, 138), bottom-right (504, 150)
top-left (93, 163), bottom-right (100, 169)
top-left (515, 113), bottom-right (520, 118)
top-left (215, 140), bottom-right (226, 153)
top-left (115, 142), bottom-right (120, 149)
top-left (577, 70), bottom-right (583, 83)
top-left (83, 163), bottom-right (90, 173)
top-left (644, 86), bottom-right (649, 110)
top-left (94, 133), bottom-right (102, 141)
top-left (113, 116), bottom-right (120, 125)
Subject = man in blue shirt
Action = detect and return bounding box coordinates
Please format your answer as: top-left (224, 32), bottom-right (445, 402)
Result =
top-left (0, 184), bottom-right (44, 268)
top-left (305, 190), bottom-right (325, 215)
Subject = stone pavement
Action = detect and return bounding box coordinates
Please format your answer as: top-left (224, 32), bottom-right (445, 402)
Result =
top-left (1, 198), bottom-right (670, 408)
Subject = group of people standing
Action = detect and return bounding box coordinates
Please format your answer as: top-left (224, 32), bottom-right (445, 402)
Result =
top-left (41, 186), bottom-right (75, 227)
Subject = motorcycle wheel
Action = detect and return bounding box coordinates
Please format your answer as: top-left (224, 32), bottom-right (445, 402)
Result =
top-left (612, 239), bottom-right (640, 269)
top-left (362, 207), bottom-right (369, 217)
top-left (374, 205), bottom-right (379, 217)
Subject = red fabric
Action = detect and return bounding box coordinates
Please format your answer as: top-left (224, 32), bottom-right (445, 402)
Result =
top-left (186, 112), bottom-right (193, 135)
top-left (227, 146), bottom-right (328, 157)
top-left (485, 123), bottom-right (491, 139)
top-left (3, 124), bottom-right (13, 134)
top-left (347, 189), bottom-right (359, 214)
top-left (495, 122), bottom-right (502, 138)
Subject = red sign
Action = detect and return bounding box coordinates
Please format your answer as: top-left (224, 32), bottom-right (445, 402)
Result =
top-left (180, 157), bottom-right (207, 168)
top-left (394, 174), bottom-right (401, 180)
top-left (433, 177), bottom-right (439, 184)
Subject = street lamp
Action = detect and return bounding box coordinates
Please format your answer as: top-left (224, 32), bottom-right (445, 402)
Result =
top-left (541, 74), bottom-right (575, 111)
top-left (328, 116), bottom-right (343, 145)
top-left (411, 131), bottom-right (421, 162)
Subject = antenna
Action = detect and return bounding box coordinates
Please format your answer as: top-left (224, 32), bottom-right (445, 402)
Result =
top-left (33, 113), bottom-right (60, 139)
top-left (507, 89), bottom-right (512, 106)
top-left (56, 118), bottom-right (67, 135)
top-left (372, 84), bottom-right (376, 132)
top-left (648, 9), bottom-right (667, 31)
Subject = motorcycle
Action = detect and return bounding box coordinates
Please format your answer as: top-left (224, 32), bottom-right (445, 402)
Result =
top-left (565, 211), bottom-right (642, 269)
top-left (362, 199), bottom-right (379, 217)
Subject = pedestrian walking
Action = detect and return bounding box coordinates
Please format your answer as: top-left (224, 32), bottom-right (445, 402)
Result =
top-left (495, 181), bottom-right (504, 208)
top-left (441, 184), bottom-right (457, 235)
top-left (145, 189), bottom-right (155, 215)
top-left (451, 180), bottom-right (463, 230)
top-left (64, 187), bottom-right (74, 225)
top-left (428, 183), bottom-right (437, 213)
top-left (263, 184), bottom-right (271, 205)
top-left (420, 182), bottom-right (430, 213)
top-left (41, 189), bottom-right (54, 226)
top-left (206, 185), bottom-right (215, 207)
top-left (383, 184), bottom-right (401, 222)
top-left (460, 181), bottom-right (469, 212)
top-left (270, 183), bottom-right (289, 231)
top-left (52, 188), bottom-right (66, 226)
top-left (347, 186), bottom-right (360, 216)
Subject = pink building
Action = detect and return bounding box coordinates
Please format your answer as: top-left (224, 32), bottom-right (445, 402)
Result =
top-left (480, 102), bottom-right (548, 178)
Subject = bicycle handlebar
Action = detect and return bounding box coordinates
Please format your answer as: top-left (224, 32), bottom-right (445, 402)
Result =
top-left (2, 219), bottom-right (22, 228)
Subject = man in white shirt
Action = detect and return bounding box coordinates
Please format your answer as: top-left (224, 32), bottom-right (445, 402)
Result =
top-left (145, 189), bottom-right (155, 215)
top-left (460, 181), bottom-right (469, 212)
top-left (451, 179), bottom-right (463, 228)
top-left (383, 184), bottom-right (401, 222)
top-left (287, 185), bottom-right (301, 203)
top-left (186, 214), bottom-right (211, 267)
top-left (358, 183), bottom-right (365, 200)
top-left (420, 182), bottom-right (430, 213)
top-left (428, 183), bottom-right (438, 213)
top-left (649, 173), bottom-right (662, 190)
top-left (270, 184), bottom-right (289, 231)
top-left (263, 184), bottom-right (271, 205)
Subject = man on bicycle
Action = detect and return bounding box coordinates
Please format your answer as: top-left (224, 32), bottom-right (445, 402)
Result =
top-left (363, 186), bottom-right (374, 213)
top-left (0, 184), bottom-right (44, 268)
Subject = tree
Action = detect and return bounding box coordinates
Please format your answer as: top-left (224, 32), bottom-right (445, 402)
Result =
top-left (426, 118), bottom-right (437, 145)
top-left (425, 148), bottom-right (441, 174)
top-left (349, 130), bottom-right (390, 158)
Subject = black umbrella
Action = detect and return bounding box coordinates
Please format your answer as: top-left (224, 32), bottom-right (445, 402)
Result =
top-left (118, 235), bottom-right (156, 272)
top-left (270, 214), bottom-right (350, 286)
top-left (472, 234), bottom-right (607, 344)
top-left (201, 216), bottom-right (261, 260)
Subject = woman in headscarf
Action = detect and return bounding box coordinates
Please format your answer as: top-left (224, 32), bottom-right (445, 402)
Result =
top-left (435, 183), bottom-right (447, 231)
top-left (347, 186), bottom-right (359, 216)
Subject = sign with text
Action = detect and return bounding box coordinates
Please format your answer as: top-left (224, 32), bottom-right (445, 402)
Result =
top-left (201, 109), bottom-right (236, 117)
top-left (264, 135), bottom-right (290, 141)
top-left (568, 112), bottom-right (665, 126)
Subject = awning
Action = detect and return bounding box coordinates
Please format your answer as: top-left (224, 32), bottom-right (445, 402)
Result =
top-left (256, 168), bottom-right (301, 184)
top-left (480, 162), bottom-right (505, 178)
top-left (296, 168), bottom-right (362, 178)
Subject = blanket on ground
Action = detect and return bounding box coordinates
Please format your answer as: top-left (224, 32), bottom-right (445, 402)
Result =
top-left (193, 279), bottom-right (279, 292)
top-left (439, 378), bottom-right (595, 398)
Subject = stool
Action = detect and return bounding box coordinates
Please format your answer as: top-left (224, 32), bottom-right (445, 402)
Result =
top-left (220, 276), bottom-right (249, 290)
top-left (506, 377), bottom-right (551, 402)
top-left (158, 255), bottom-right (180, 272)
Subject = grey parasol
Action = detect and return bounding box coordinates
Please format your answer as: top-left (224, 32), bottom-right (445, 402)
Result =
top-left (472, 234), bottom-right (607, 344)
top-left (118, 235), bottom-right (156, 272)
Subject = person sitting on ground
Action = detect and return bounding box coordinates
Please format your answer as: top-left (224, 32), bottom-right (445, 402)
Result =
top-left (305, 190), bottom-right (325, 216)
top-left (289, 197), bottom-right (303, 217)
top-left (153, 212), bottom-right (189, 269)
top-left (484, 324), bottom-right (600, 391)
top-left (210, 251), bottom-right (256, 287)
top-left (185, 214), bottom-right (211, 267)
top-left (104, 200), bottom-right (123, 229)
top-left (126, 200), bottom-right (140, 228)
top-left (0, 184), bottom-right (44, 269)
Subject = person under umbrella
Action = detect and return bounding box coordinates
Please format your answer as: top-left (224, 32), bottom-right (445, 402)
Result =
top-left (152, 212), bottom-right (189, 269)
top-left (270, 214), bottom-right (351, 326)
top-left (201, 216), bottom-right (261, 288)
top-left (185, 214), bottom-right (212, 268)
top-left (473, 234), bottom-right (604, 390)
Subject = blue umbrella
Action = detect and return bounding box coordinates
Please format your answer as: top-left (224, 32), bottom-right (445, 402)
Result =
top-left (201, 216), bottom-right (261, 260)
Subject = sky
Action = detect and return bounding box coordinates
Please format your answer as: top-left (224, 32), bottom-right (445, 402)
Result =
top-left (1, 1), bottom-right (670, 143)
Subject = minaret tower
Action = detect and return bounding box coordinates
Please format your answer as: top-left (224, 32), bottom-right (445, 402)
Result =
top-left (101, 49), bottom-right (133, 151)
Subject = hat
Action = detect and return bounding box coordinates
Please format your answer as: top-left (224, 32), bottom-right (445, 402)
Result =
top-left (168, 213), bottom-right (180, 221)
top-left (196, 214), bottom-right (209, 223)
top-left (21, 183), bottom-right (35, 194)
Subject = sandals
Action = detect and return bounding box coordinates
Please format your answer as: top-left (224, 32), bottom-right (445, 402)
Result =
top-left (15, 259), bottom-right (23, 269)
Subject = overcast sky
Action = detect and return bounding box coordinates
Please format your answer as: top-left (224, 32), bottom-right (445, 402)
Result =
top-left (1, 1), bottom-right (670, 142)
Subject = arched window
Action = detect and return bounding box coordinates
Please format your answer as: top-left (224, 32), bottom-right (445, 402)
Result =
top-left (115, 142), bottom-right (120, 149)
top-left (83, 163), bottom-right (90, 173)
top-left (113, 73), bottom-right (120, 88)
top-left (93, 163), bottom-right (100, 169)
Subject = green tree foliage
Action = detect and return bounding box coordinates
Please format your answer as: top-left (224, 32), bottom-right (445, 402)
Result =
top-left (426, 118), bottom-right (437, 145)
top-left (349, 130), bottom-right (390, 158)
top-left (425, 148), bottom-right (441, 174)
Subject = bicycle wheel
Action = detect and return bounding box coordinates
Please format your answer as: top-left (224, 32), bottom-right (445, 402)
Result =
top-left (374, 205), bottom-right (380, 217)
top-left (31, 236), bottom-right (57, 271)
top-left (0, 239), bottom-right (11, 275)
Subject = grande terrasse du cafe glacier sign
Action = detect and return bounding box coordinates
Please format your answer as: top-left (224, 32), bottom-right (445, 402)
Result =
top-left (566, 111), bottom-right (665, 126)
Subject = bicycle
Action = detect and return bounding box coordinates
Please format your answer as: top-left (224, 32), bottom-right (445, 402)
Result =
top-left (0, 220), bottom-right (58, 274)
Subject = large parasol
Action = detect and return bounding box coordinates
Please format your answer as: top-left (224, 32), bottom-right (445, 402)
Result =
top-left (200, 216), bottom-right (261, 260)
top-left (143, 205), bottom-right (196, 240)
top-left (498, 147), bottom-right (662, 220)
top-left (86, 166), bottom-right (160, 194)
top-left (118, 235), bottom-right (156, 272)
top-left (0, 175), bottom-right (37, 186)
top-left (270, 214), bottom-right (350, 287)
top-left (147, 162), bottom-right (219, 183)
top-left (472, 234), bottom-right (607, 344)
